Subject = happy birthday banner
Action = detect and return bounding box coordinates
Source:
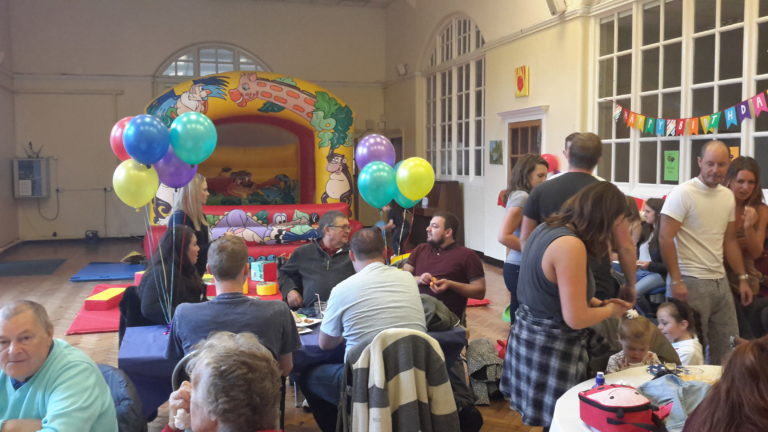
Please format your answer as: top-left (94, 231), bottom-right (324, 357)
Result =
top-left (614, 90), bottom-right (768, 136)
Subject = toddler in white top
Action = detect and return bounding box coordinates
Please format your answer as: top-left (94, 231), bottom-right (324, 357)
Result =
top-left (606, 310), bottom-right (660, 373)
top-left (657, 298), bottom-right (704, 365)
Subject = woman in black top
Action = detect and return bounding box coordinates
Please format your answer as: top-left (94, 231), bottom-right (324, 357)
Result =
top-left (169, 173), bottom-right (210, 276)
top-left (139, 224), bottom-right (206, 324)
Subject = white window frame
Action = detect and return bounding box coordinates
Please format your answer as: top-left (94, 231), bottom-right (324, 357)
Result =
top-left (424, 15), bottom-right (486, 182)
top-left (153, 43), bottom-right (270, 95)
top-left (594, 0), bottom-right (764, 196)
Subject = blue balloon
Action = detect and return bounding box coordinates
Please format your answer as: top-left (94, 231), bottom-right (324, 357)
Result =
top-left (358, 161), bottom-right (397, 209)
top-left (170, 112), bottom-right (217, 165)
top-left (392, 161), bottom-right (419, 208)
top-left (123, 114), bottom-right (170, 165)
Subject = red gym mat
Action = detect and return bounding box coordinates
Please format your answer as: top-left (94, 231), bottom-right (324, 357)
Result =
top-left (467, 298), bottom-right (491, 307)
top-left (66, 284), bottom-right (130, 335)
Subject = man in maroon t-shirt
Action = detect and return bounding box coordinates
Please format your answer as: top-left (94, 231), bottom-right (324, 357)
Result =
top-left (403, 211), bottom-right (486, 321)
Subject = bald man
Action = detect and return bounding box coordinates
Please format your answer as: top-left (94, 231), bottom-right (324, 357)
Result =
top-left (659, 140), bottom-right (753, 364)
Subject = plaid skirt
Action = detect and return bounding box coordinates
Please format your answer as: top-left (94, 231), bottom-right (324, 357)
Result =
top-left (499, 305), bottom-right (589, 427)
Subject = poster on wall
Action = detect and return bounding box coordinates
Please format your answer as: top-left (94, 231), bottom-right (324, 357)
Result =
top-left (515, 66), bottom-right (529, 97)
top-left (489, 140), bottom-right (503, 164)
top-left (663, 150), bottom-right (679, 182)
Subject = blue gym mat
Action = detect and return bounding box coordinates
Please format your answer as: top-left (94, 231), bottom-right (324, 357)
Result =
top-left (69, 262), bottom-right (145, 282)
top-left (0, 259), bottom-right (66, 277)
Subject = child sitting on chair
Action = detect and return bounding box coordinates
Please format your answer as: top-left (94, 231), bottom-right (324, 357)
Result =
top-left (606, 310), bottom-right (660, 373)
top-left (656, 298), bottom-right (705, 366)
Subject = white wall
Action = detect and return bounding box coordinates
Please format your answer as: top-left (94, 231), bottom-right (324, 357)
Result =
top-left (383, 0), bottom-right (597, 259)
top-left (9, 0), bottom-right (386, 239)
top-left (0, 0), bottom-right (19, 249)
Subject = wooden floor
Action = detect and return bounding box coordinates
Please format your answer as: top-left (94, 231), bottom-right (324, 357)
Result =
top-left (0, 239), bottom-right (541, 432)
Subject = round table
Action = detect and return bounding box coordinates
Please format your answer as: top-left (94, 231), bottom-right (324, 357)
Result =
top-left (549, 365), bottom-right (722, 432)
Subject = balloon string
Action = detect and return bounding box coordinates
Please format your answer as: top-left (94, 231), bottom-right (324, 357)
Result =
top-left (379, 208), bottom-right (389, 264)
top-left (145, 206), bottom-right (172, 324)
top-left (397, 208), bottom-right (407, 256)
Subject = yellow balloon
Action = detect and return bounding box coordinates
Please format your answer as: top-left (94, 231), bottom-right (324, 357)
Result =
top-left (113, 159), bottom-right (160, 208)
top-left (395, 157), bottom-right (435, 201)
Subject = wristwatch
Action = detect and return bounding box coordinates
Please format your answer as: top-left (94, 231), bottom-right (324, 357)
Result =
top-left (739, 273), bottom-right (750, 281)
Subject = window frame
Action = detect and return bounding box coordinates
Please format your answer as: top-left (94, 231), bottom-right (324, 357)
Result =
top-left (594, 0), bottom-right (764, 195)
top-left (424, 16), bottom-right (486, 182)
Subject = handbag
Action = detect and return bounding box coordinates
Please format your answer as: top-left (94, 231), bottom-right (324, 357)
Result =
top-left (579, 384), bottom-right (671, 432)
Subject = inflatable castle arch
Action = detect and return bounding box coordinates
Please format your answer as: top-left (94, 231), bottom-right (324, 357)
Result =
top-left (146, 71), bottom-right (355, 223)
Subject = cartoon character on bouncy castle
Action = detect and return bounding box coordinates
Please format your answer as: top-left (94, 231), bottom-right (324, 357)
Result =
top-left (147, 76), bottom-right (229, 127)
top-left (210, 209), bottom-right (279, 244)
top-left (322, 150), bottom-right (352, 205)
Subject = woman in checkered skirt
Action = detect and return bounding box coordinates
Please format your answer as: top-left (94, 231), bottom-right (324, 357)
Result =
top-left (499, 182), bottom-right (633, 429)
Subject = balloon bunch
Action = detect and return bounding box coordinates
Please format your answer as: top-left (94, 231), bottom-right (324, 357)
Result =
top-left (109, 112), bottom-right (217, 208)
top-left (355, 134), bottom-right (435, 210)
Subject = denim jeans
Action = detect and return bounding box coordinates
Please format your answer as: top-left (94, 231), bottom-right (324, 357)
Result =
top-left (503, 263), bottom-right (521, 323)
top-left (666, 276), bottom-right (737, 365)
top-left (298, 363), bottom-right (345, 432)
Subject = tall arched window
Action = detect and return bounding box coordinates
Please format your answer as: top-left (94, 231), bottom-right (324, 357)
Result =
top-left (424, 16), bottom-right (485, 179)
top-left (154, 43), bottom-right (270, 93)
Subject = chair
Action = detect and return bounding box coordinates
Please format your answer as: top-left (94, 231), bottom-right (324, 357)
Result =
top-left (98, 364), bottom-right (147, 432)
top-left (118, 285), bottom-right (155, 347)
top-left (338, 328), bottom-right (460, 432)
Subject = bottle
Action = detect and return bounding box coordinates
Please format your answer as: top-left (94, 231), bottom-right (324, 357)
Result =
top-left (593, 371), bottom-right (605, 389)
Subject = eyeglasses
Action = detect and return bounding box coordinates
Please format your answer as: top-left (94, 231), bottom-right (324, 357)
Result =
top-left (329, 225), bottom-right (351, 231)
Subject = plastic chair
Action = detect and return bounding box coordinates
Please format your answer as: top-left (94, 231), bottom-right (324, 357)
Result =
top-left (99, 364), bottom-right (148, 432)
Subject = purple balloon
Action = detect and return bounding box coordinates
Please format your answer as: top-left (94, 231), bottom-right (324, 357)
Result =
top-left (154, 147), bottom-right (197, 188)
top-left (355, 134), bottom-right (395, 169)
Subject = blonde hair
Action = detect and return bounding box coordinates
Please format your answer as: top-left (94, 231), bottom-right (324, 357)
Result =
top-left (172, 173), bottom-right (208, 231)
top-left (618, 315), bottom-right (654, 346)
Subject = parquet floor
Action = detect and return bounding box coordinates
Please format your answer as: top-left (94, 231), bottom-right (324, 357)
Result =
top-left (0, 239), bottom-right (541, 432)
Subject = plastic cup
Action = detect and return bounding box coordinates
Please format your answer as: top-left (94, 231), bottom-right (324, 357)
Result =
top-left (680, 367), bottom-right (704, 382)
top-left (314, 300), bottom-right (327, 318)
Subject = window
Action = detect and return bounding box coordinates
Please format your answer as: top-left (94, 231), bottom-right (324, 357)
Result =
top-left (155, 43), bottom-right (269, 93)
top-left (596, 1), bottom-right (763, 187)
top-left (425, 16), bottom-right (485, 179)
top-left (508, 121), bottom-right (542, 173)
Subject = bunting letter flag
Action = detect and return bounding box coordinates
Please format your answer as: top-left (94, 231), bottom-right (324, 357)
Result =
top-left (613, 105), bottom-right (623, 121)
top-left (725, 107), bottom-right (738, 128)
top-left (753, 92), bottom-right (768, 117)
top-left (627, 112), bottom-right (636, 128)
top-left (688, 118), bottom-right (699, 135)
top-left (709, 112), bottom-right (721, 132)
top-left (675, 119), bottom-right (686, 136)
top-left (656, 118), bottom-right (666, 135)
top-left (666, 119), bottom-right (676, 136)
top-left (644, 118), bottom-right (656, 134)
top-left (699, 115), bottom-right (711, 134)
top-left (737, 100), bottom-right (752, 122)
top-left (635, 114), bottom-right (646, 131)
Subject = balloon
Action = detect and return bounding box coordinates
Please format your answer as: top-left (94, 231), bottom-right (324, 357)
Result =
top-left (355, 134), bottom-right (395, 169)
top-left (109, 116), bottom-right (133, 161)
top-left (170, 112), bottom-right (217, 165)
top-left (155, 147), bottom-right (197, 188)
top-left (112, 159), bottom-right (160, 208)
top-left (395, 157), bottom-right (435, 201)
top-left (123, 114), bottom-right (170, 165)
top-left (392, 161), bottom-right (420, 208)
top-left (358, 161), bottom-right (397, 209)
top-left (541, 153), bottom-right (559, 173)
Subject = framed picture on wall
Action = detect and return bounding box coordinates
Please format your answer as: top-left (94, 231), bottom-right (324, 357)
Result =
top-left (489, 140), bottom-right (503, 165)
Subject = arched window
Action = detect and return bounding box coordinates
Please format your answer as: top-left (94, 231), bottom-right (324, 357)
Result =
top-left (424, 16), bottom-right (485, 179)
top-left (154, 43), bottom-right (270, 93)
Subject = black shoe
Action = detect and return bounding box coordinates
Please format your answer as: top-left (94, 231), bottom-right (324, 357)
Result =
top-left (458, 405), bottom-right (483, 432)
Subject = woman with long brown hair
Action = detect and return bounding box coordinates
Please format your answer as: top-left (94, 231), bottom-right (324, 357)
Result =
top-left (500, 182), bottom-right (632, 429)
top-left (683, 335), bottom-right (768, 432)
top-left (170, 173), bottom-right (211, 276)
top-left (497, 153), bottom-right (549, 321)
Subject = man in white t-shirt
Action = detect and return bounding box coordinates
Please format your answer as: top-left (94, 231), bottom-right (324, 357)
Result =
top-left (299, 228), bottom-right (427, 431)
top-left (659, 140), bottom-right (754, 364)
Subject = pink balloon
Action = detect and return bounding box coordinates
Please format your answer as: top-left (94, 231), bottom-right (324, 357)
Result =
top-left (110, 116), bottom-right (133, 161)
top-left (355, 134), bottom-right (395, 169)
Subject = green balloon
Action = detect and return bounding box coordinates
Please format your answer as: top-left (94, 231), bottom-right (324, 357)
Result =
top-left (358, 161), bottom-right (397, 209)
top-left (170, 112), bottom-right (217, 165)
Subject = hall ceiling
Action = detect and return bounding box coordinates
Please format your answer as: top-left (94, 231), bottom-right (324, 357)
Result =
top-left (249, 0), bottom-right (395, 7)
